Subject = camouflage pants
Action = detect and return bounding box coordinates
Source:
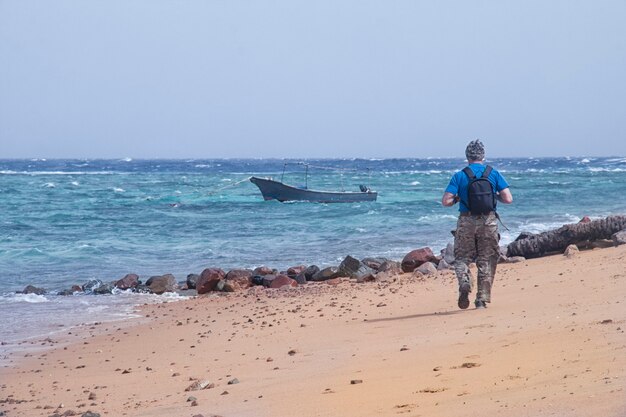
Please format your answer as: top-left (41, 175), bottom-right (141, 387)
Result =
top-left (454, 212), bottom-right (500, 303)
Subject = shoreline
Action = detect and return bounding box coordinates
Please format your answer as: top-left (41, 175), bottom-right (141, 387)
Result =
top-left (1, 245), bottom-right (625, 417)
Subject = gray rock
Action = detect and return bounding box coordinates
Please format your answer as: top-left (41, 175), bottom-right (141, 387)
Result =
top-left (564, 244), bottom-right (579, 257)
top-left (443, 243), bottom-right (455, 264)
top-left (377, 260), bottom-right (402, 274)
top-left (186, 274), bottom-right (200, 289)
top-left (93, 283), bottom-right (114, 295)
top-left (361, 257), bottom-right (390, 271)
top-left (337, 255), bottom-right (374, 279)
top-left (505, 256), bottom-right (526, 263)
top-left (22, 285), bottom-right (46, 295)
top-left (227, 378), bottom-right (240, 385)
top-left (437, 259), bottom-right (453, 270)
top-left (304, 265), bottom-right (320, 280)
top-left (311, 266), bottom-right (339, 282)
top-left (147, 274), bottom-right (177, 294)
top-left (261, 275), bottom-right (276, 288)
top-left (294, 272), bottom-right (307, 285)
top-left (612, 229), bottom-right (626, 246)
top-left (81, 412), bottom-right (100, 417)
top-left (415, 262), bottom-right (438, 275)
top-left (82, 280), bottom-right (103, 293)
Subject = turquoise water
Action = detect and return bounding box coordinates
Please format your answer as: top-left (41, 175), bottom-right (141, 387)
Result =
top-left (1, 157), bottom-right (625, 344)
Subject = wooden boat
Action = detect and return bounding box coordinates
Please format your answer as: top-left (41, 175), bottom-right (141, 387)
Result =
top-left (249, 176), bottom-right (377, 203)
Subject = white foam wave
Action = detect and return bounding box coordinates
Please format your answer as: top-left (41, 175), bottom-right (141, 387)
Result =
top-left (121, 157), bottom-right (133, 162)
top-left (410, 181), bottom-right (421, 185)
top-left (113, 187), bottom-right (125, 192)
top-left (0, 170), bottom-right (116, 176)
top-left (71, 181), bottom-right (80, 186)
top-left (417, 214), bottom-right (457, 222)
top-left (588, 167), bottom-right (626, 172)
top-left (43, 182), bottom-right (55, 188)
top-left (1, 293), bottom-right (49, 304)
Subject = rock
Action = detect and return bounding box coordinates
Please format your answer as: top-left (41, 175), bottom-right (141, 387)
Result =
top-left (416, 262), bottom-right (438, 275)
top-left (225, 269), bottom-right (253, 281)
top-left (286, 265), bottom-right (306, 278)
top-left (443, 243), bottom-right (455, 264)
top-left (437, 259), bottom-right (453, 270)
top-left (82, 280), bottom-right (103, 293)
top-left (579, 216), bottom-right (592, 223)
top-left (338, 255), bottom-right (375, 279)
top-left (114, 274), bottom-right (139, 290)
top-left (227, 378), bottom-right (239, 385)
top-left (564, 244), bottom-right (579, 257)
top-left (93, 283), bottom-right (113, 295)
top-left (377, 260), bottom-right (402, 274)
top-left (270, 275), bottom-right (297, 289)
top-left (356, 273), bottom-right (376, 283)
top-left (224, 275), bottom-right (252, 292)
top-left (196, 268), bottom-right (225, 294)
top-left (294, 272), bottom-right (307, 285)
top-left (261, 274), bottom-right (276, 288)
top-left (146, 274), bottom-right (177, 294)
top-left (612, 230), bottom-right (626, 246)
top-left (361, 257), bottom-right (389, 271)
top-left (22, 285), bottom-right (46, 295)
top-left (80, 412), bottom-right (100, 417)
top-left (186, 274), bottom-right (200, 289)
top-left (505, 256), bottom-right (526, 263)
top-left (251, 275), bottom-right (264, 286)
top-left (350, 379), bottom-right (363, 385)
top-left (185, 379), bottom-right (214, 391)
top-left (311, 266), bottom-right (339, 282)
top-left (401, 247), bottom-right (437, 273)
top-left (304, 265), bottom-right (320, 280)
top-left (253, 266), bottom-right (274, 276)
top-left (325, 277), bottom-right (343, 286)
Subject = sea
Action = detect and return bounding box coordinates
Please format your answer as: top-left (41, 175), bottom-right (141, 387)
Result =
top-left (1, 157), bottom-right (626, 350)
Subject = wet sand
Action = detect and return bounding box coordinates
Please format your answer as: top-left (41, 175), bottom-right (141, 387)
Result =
top-left (1, 245), bottom-right (625, 417)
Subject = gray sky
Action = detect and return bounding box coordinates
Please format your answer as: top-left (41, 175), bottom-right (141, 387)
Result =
top-left (1, 1), bottom-right (625, 159)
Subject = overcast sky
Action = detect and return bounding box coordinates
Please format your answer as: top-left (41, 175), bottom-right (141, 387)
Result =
top-left (1, 1), bottom-right (625, 159)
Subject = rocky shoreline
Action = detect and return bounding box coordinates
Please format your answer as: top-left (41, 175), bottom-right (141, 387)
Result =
top-left (17, 215), bottom-right (626, 300)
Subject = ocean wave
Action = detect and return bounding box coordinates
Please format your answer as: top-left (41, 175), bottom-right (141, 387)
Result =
top-left (416, 214), bottom-right (457, 222)
top-left (0, 293), bottom-right (49, 304)
top-left (113, 187), bottom-right (125, 192)
top-left (0, 170), bottom-right (117, 176)
top-left (588, 167), bottom-right (626, 172)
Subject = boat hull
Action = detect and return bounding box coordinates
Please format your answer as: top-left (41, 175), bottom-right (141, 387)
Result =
top-left (250, 177), bottom-right (377, 203)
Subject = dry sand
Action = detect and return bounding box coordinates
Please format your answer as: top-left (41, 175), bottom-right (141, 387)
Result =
top-left (1, 245), bottom-right (625, 417)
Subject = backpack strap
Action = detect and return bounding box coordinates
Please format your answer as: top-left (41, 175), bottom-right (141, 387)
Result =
top-left (481, 165), bottom-right (493, 179)
top-left (462, 166), bottom-right (476, 179)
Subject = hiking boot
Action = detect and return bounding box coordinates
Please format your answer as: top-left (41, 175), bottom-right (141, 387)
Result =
top-left (474, 300), bottom-right (487, 309)
top-left (458, 282), bottom-right (471, 310)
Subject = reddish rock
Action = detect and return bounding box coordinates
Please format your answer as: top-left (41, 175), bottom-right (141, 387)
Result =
top-left (286, 265), bottom-right (306, 278)
top-left (71, 285), bottom-right (83, 293)
top-left (253, 266), bottom-right (274, 276)
top-left (225, 269), bottom-right (253, 281)
top-left (224, 276), bottom-right (252, 291)
top-left (325, 277), bottom-right (343, 286)
top-left (196, 268), bottom-right (225, 294)
top-left (579, 216), bottom-right (592, 223)
top-left (114, 273), bottom-right (139, 290)
top-left (311, 266), bottom-right (339, 281)
top-left (401, 248), bottom-right (437, 273)
top-left (269, 274), bottom-right (297, 289)
top-left (378, 260), bottom-right (402, 274)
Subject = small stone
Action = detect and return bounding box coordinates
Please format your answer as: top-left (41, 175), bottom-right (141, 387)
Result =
top-left (187, 396), bottom-right (197, 402)
top-left (350, 379), bottom-right (363, 385)
top-left (564, 244), bottom-right (579, 257)
top-left (227, 378), bottom-right (239, 385)
top-left (191, 400), bottom-right (198, 406)
top-left (400, 347), bottom-right (409, 351)
top-left (288, 349), bottom-right (297, 356)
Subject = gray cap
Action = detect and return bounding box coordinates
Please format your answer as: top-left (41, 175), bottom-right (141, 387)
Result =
top-left (465, 139), bottom-right (485, 161)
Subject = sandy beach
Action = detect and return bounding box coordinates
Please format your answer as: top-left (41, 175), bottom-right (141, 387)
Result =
top-left (1, 245), bottom-right (625, 417)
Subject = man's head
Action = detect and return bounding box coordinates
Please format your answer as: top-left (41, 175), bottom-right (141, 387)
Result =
top-left (465, 139), bottom-right (485, 162)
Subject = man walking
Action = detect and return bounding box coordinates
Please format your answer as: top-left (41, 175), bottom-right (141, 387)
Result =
top-left (442, 140), bottom-right (513, 309)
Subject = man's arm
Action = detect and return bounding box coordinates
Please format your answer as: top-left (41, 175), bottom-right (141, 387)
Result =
top-left (497, 187), bottom-right (513, 204)
top-left (442, 192), bottom-right (459, 207)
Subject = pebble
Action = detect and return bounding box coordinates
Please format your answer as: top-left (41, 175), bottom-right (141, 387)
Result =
top-left (350, 379), bottom-right (363, 385)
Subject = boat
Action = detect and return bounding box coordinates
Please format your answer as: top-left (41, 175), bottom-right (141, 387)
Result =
top-left (249, 163), bottom-right (377, 203)
top-left (249, 176), bottom-right (377, 203)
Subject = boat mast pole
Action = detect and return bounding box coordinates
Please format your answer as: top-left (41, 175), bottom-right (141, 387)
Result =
top-left (281, 163), bottom-right (286, 183)
top-left (305, 164), bottom-right (308, 189)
